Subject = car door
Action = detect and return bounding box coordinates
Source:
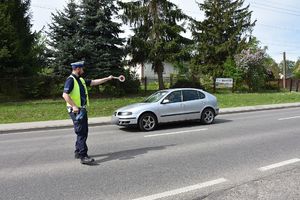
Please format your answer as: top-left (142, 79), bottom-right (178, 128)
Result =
top-left (159, 90), bottom-right (184, 123)
top-left (182, 90), bottom-right (206, 120)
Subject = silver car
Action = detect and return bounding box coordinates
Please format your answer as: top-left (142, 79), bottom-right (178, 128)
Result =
top-left (112, 88), bottom-right (219, 131)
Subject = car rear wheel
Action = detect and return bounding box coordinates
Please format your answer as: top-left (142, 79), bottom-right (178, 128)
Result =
top-left (138, 113), bottom-right (157, 131)
top-left (201, 108), bottom-right (215, 124)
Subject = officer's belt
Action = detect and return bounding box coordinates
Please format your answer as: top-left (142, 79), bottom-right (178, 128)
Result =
top-left (67, 105), bottom-right (87, 111)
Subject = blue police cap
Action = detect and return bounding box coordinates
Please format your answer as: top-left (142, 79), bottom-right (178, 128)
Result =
top-left (71, 61), bottom-right (84, 68)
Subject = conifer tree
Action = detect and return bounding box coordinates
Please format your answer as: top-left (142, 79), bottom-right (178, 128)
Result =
top-left (120, 0), bottom-right (191, 89)
top-left (0, 0), bottom-right (37, 78)
top-left (80, 0), bottom-right (124, 79)
top-left (48, 0), bottom-right (82, 77)
top-left (191, 0), bottom-right (256, 80)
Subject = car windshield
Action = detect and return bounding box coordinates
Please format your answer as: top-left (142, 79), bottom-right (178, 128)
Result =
top-left (143, 91), bottom-right (168, 103)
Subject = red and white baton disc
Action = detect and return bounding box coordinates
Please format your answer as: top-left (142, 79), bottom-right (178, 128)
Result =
top-left (113, 75), bottom-right (125, 82)
top-left (118, 75), bottom-right (125, 82)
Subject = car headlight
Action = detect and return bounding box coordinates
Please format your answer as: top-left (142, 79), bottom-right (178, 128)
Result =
top-left (118, 112), bottom-right (133, 116)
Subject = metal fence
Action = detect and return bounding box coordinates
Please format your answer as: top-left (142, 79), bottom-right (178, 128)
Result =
top-left (140, 76), bottom-right (300, 92)
top-left (140, 77), bottom-right (173, 91)
top-left (1, 76), bottom-right (299, 101)
top-left (278, 78), bottom-right (300, 92)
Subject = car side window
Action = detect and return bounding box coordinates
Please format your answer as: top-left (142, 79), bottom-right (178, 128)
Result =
top-left (165, 91), bottom-right (182, 103)
top-left (183, 90), bottom-right (199, 102)
top-left (198, 91), bottom-right (205, 99)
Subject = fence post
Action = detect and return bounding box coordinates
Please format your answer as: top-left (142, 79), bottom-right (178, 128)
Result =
top-left (232, 79), bottom-right (234, 93)
top-left (144, 76), bottom-right (147, 92)
top-left (290, 79), bottom-right (293, 92)
top-left (213, 78), bottom-right (216, 93)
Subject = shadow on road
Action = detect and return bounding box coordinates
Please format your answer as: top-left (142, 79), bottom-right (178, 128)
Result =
top-left (213, 118), bottom-right (232, 124)
top-left (119, 118), bottom-right (232, 133)
top-left (90, 144), bottom-right (176, 164)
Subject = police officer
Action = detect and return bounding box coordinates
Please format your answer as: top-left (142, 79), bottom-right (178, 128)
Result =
top-left (62, 61), bottom-right (113, 164)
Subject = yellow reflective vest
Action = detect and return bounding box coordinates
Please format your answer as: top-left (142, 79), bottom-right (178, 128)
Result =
top-left (67, 75), bottom-right (90, 107)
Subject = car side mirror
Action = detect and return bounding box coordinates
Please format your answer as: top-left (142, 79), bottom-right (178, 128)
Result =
top-left (162, 99), bottom-right (170, 104)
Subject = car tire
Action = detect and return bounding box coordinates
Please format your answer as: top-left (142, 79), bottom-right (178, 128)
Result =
top-left (138, 113), bottom-right (157, 131)
top-left (200, 108), bottom-right (215, 125)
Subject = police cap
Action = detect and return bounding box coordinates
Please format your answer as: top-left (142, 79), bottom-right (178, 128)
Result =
top-left (71, 61), bottom-right (84, 69)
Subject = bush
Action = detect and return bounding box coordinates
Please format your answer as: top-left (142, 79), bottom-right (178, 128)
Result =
top-left (120, 69), bottom-right (141, 94)
top-left (235, 48), bottom-right (267, 92)
top-left (0, 75), bottom-right (62, 99)
top-left (0, 78), bottom-right (21, 98)
top-left (0, 70), bottom-right (141, 99)
top-left (102, 84), bottom-right (125, 97)
top-left (102, 69), bottom-right (140, 97)
top-left (263, 82), bottom-right (280, 91)
top-left (21, 75), bottom-right (61, 98)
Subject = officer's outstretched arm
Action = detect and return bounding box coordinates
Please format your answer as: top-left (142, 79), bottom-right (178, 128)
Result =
top-left (91, 75), bottom-right (113, 86)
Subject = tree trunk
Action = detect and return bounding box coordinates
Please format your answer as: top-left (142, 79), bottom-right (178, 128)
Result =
top-left (154, 61), bottom-right (165, 90)
top-left (157, 70), bottom-right (164, 90)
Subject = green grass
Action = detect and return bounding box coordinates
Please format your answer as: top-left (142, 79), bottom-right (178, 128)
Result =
top-left (1, 97), bottom-right (145, 124)
top-left (215, 92), bottom-right (300, 108)
top-left (2, 92), bottom-right (300, 124)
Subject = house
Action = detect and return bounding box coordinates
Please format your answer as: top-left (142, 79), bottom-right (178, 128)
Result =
top-left (279, 73), bottom-right (293, 79)
top-left (134, 62), bottom-right (178, 80)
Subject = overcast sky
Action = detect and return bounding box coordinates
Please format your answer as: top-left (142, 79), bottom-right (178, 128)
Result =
top-left (30, 0), bottom-right (300, 63)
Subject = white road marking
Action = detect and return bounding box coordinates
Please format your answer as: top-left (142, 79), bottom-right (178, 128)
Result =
top-left (278, 116), bottom-right (300, 121)
top-left (144, 128), bottom-right (208, 138)
top-left (258, 158), bottom-right (300, 171)
top-left (132, 178), bottom-right (227, 200)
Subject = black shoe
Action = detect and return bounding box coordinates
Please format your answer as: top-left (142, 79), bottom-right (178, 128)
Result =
top-left (80, 156), bottom-right (95, 164)
top-left (74, 152), bottom-right (80, 159)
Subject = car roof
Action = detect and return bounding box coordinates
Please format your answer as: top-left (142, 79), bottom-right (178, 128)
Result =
top-left (160, 88), bottom-right (203, 92)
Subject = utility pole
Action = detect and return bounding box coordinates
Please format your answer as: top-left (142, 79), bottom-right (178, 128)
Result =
top-left (283, 52), bottom-right (287, 89)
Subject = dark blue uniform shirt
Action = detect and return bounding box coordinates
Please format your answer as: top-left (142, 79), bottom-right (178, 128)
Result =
top-left (63, 74), bottom-right (91, 107)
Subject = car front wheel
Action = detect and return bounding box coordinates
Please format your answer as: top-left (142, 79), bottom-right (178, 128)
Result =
top-left (138, 113), bottom-right (157, 131)
top-left (201, 108), bottom-right (215, 124)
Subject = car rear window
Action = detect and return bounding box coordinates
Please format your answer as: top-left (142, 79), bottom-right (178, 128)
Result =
top-left (183, 90), bottom-right (199, 101)
top-left (198, 91), bottom-right (205, 99)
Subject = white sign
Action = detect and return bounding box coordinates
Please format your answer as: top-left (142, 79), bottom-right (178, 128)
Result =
top-left (216, 78), bottom-right (233, 88)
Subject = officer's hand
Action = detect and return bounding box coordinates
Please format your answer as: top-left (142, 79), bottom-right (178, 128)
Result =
top-left (108, 75), bottom-right (113, 80)
top-left (72, 106), bottom-right (79, 113)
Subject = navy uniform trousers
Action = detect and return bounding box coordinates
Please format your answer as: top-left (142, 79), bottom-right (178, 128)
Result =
top-left (69, 109), bottom-right (88, 157)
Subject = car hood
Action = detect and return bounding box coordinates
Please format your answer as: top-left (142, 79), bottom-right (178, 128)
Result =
top-left (116, 103), bottom-right (154, 113)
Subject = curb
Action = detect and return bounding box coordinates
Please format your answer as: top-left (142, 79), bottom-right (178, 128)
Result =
top-left (219, 103), bottom-right (300, 115)
top-left (0, 121), bottom-right (112, 134)
top-left (1, 103), bottom-right (300, 134)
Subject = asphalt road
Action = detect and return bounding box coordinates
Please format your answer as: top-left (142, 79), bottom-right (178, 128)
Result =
top-left (1, 108), bottom-right (300, 200)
